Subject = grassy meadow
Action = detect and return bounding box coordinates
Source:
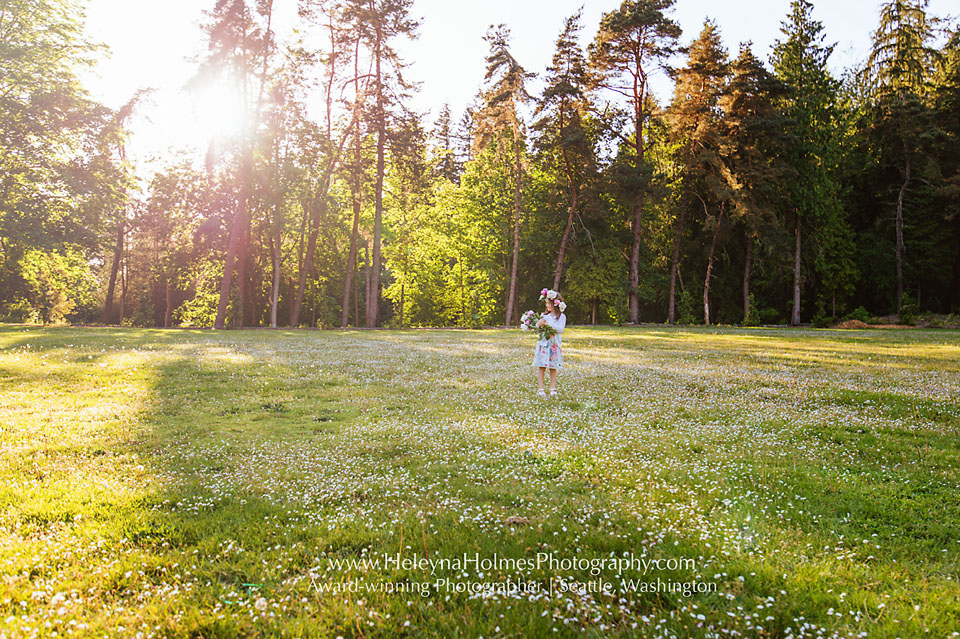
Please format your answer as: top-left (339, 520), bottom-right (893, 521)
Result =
top-left (1, 325), bottom-right (959, 638)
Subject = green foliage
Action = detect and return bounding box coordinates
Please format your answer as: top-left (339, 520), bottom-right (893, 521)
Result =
top-left (743, 293), bottom-right (761, 327)
top-left (17, 248), bottom-right (97, 325)
top-left (3, 0), bottom-right (960, 334)
top-left (676, 289), bottom-right (697, 325)
top-left (811, 299), bottom-right (831, 328)
top-left (174, 290), bottom-right (220, 328)
top-left (898, 293), bottom-right (918, 324)
top-left (846, 305), bottom-right (872, 322)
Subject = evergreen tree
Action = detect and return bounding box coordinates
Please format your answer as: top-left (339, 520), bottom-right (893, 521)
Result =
top-left (865, 0), bottom-right (941, 315)
top-left (431, 104), bottom-right (462, 184)
top-left (194, 0), bottom-right (276, 328)
top-left (342, 0), bottom-right (419, 328)
top-left (666, 20), bottom-right (729, 325)
top-left (771, 0), bottom-right (845, 325)
top-left (933, 26), bottom-right (960, 310)
top-left (534, 10), bottom-right (595, 291)
top-left (589, 0), bottom-right (682, 324)
top-left (719, 44), bottom-right (791, 323)
top-left (475, 25), bottom-right (533, 326)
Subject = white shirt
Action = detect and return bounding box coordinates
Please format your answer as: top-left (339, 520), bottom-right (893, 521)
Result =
top-left (542, 312), bottom-right (566, 340)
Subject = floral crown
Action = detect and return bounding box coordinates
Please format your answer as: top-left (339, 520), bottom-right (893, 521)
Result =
top-left (539, 288), bottom-right (567, 313)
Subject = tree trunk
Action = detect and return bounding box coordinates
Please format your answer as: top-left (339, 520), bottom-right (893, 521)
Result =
top-left (104, 220), bottom-right (124, 325)
top-left (667, 205), bottom-right (685, 324)
top-left (214, 171), bottom-right (248, 329)
top-left (791, 213), bottom-right (801, 326)
top-left (270, 226), bottom-right (281, 328)
top-left (628, 196), bottom-right (643, 324)
top-left (290, 199), bottom-right (309, 325)
top-left (119, 259), bottom-right (127, 326)
top-left (400, 281), bottom-right (405, 328)
top-left (364, 240), bottom-right (371, 325)
top-left (291, 197), bottom-right (323, 327)
top-left (703, 210), bottom-right (722, 326)
top-left (504, 123), bottom-right (522, 327)
top-left (627, 68), bottom-right (647, 326)
top-left (552, 172), bottom-right (577, 291)
top-left (342, 195), bottom-right (360, 327)
top-left (367, 31), bottom-right (385, 328)
top-left (743, 236), bottom-right (753, 323)
top-left (163, 276), bottom-right (172, 328)
top-left (896, 144), bottom-right (910, 312)
top-left (592, 298), bottom-right (597, 325)
top-left (342, 38), bottom-right (365, 328)
top-left (458, 247), bottom-right (465, 326)
top-left (237, 225), bottom-right (252, 326)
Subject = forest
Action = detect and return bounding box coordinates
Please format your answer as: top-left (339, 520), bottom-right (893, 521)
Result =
top-left (2, 0), bottom-right (959, 329)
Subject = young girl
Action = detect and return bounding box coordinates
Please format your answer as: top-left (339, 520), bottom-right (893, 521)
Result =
top-left (533, 289), bottom-right (567, 397)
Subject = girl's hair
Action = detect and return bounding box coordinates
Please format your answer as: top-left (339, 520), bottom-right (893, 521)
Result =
top-left (547, 293), bottom-right (564, 318)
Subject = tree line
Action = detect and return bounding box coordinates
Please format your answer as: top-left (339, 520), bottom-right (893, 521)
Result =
top-left (2, 0), bottom-right (959, 328)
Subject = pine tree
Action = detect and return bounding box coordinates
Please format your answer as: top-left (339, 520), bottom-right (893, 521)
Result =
top-left (667, 20), bottom-right (729, 325)
top-left (195, 0), bottom-right (275, 329)
top-left (475, 25), bottom-right (533, 327)
top-left (719, 44), bottom-right (790, 324)
top-left (933, 27), bottom-right (960, 310)
top-left (772, 0), bottom-right (844, 325)
top-left (432, 104), bottom-right (462, 184)
top-left (589, 0), bottom-right (682, 324)
top-left (342, 0), bottom-right (419, 328)
top-left (534, 10), bottom-right (595, 291)
top-left (865, 0), bottom-right (940, 315)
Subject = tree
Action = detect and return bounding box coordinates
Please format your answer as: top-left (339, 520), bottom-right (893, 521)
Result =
top-left (666, 20), bottom-right (729, 324)
top-left (103, 90), bottom-right (152, 325)
top-left (864, 0), bottom-right (940, 314)
top-left (719, 44), bottom-right (790, 323)
top-left (772, 0), bottom-right (845, 325)
top-left (0, 0), bottom-right (114, 324)
top-left (194, 0), bottom-right (276, 329)
top-left (933, 26), bottom-right (960, 310)
top-left (535, 10), bottom-right (596, 291)
top-left (589, 0), bottom-right (682, 323)
top-left (343, 0), bottom-right (419, 328)
top-left (475, 25), bottom-right (533, 326)
top-left (431, 103), bottom-right (463, 184)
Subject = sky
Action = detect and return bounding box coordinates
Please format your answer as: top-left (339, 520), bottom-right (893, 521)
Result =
top-left (79, 0), bottom-right (955, 172)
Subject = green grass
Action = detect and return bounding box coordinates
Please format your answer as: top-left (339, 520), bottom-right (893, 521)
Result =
top-left (1, 325), bottom-right (959, 638)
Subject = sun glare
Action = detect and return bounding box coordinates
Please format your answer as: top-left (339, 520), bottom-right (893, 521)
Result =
top-left (187, 80), bottom-right (249, 143)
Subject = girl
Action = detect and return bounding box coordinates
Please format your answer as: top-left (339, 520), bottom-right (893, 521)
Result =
top-left (533, 289), bottom-right (567, 397)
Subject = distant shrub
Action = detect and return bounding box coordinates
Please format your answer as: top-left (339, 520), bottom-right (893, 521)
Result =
top-left (175, 291), bottom-right (218, 327)
top-left (677, 290), bottom-right (697, 325)
top-left (811, 300), bottom-right (831, 328)
top-left (898, 294), bottom-right (917, 325)
top-left (758, 307), bottom-right (783, 325)
top-left (1, 299), bottom-right (37, 324)
top-left (845, 306), bottom-right (871, 323)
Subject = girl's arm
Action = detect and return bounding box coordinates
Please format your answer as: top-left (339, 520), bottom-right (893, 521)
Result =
top-left (554, 314), bottom-right (566, 334)
top-left (545, 314), bottom-right (566, 333)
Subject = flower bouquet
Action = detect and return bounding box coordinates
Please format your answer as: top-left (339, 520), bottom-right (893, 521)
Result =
top-left (521, 309), bottom-right (556, 341)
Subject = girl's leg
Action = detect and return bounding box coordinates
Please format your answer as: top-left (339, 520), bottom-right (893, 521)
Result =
top-left (548, 368), bottom-right (558, 392)
top-left (537, 367), bottom-right (546, 391)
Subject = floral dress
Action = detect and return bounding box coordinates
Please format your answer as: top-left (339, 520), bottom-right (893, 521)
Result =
top-left (532, 312), bottom-right (566, 370)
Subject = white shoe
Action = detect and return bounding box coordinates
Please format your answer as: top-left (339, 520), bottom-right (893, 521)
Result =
top-left (536, 389), bottom-right (546, 398)
top-left (549, 390), bottom-right (557, 397)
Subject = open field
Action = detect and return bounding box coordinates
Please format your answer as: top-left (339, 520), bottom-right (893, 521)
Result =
top-left (1, 325), bottom-right (959, 638)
